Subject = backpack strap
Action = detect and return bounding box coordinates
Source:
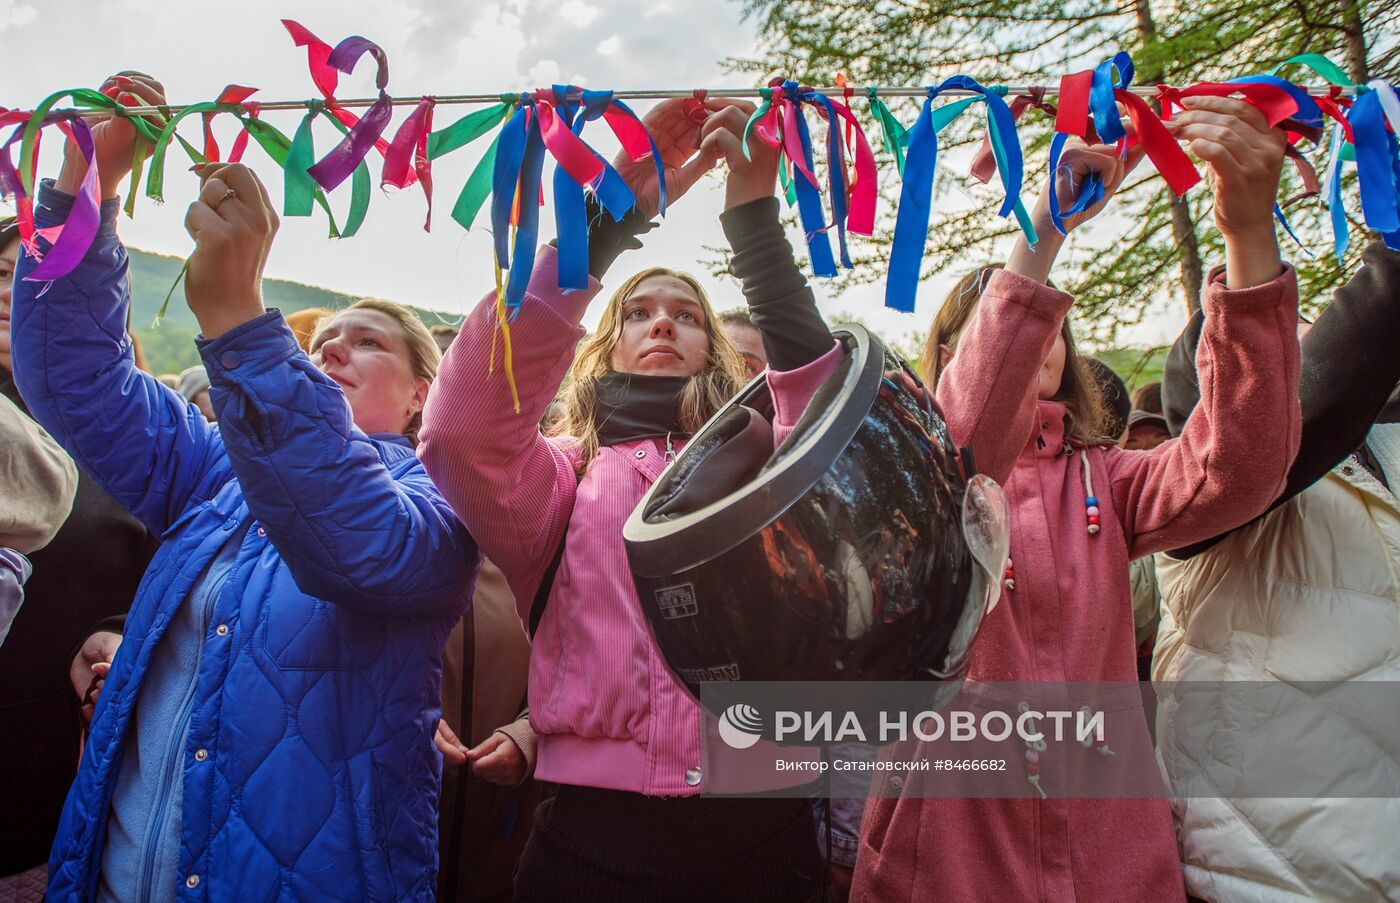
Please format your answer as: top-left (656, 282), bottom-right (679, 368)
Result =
top-left (528, 535), bottom-right (566, 639)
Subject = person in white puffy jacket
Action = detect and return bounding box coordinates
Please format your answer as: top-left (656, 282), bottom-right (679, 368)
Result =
top-left (1154, 243), bottom-right (1400, 903)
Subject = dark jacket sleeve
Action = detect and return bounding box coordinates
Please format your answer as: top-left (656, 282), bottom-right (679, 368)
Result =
top-left (720, 197), bottom-right (835, 371)
top-left (11, 182), bottom-right (232, 536)
top-left (1162, 242), bottom-right (1400, 558)
top-left (198, 313), bottom-right (481, 618)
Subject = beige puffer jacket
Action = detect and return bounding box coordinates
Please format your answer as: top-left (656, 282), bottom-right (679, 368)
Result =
top-left (1153, 443), bottom-right (1400, 903)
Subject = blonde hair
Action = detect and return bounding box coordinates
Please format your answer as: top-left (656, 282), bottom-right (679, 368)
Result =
top-left (548, 267), bottom-right (749, 470)
top-left (313, 298), bottom-right (441, 443)
top-left (919, 265), bottom-right (1107, 441)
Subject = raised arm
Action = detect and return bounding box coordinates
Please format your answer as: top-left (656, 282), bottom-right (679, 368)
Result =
top-left (176, 163), bottom-right (479, 618)
top-left (938, 138), bottom-right (1142, 482)
top-left (1108, 96), bottom-right (1302, 557)
top-left (1161, 242), bottom-right (1400, 558)
top-left (419, 251), bottom-right (598, 610)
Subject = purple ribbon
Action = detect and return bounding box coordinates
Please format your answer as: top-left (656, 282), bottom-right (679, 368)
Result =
top-left (306, 36), bottom-right (393, 191)
top-left (26, 116), bottom-right (100, 282)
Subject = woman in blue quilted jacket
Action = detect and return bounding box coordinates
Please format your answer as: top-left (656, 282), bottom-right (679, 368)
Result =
top-left (10, 72), bottom-right (483, 903)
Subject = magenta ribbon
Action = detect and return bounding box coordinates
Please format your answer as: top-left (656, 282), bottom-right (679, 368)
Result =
top-left (19, 115), bottom-right (100, 282)
top-left (383, 96), bottom-right (436, 230)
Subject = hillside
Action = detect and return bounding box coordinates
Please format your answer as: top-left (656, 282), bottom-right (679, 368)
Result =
top-left (127, 248), bottom-right (462, 375)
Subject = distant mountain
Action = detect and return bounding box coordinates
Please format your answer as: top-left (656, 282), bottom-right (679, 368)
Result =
top-left (127, 247), bottom-right (462, 376)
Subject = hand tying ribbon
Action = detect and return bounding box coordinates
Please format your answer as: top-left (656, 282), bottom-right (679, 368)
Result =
top-left (541, 85), bottom-right (665, 291)
top-left (1050, 53), bottom-right (1199, 238)
top-left (885, 76), bottom-right (1033, 312)
top-left (4, 90), bottom-right (164, 280)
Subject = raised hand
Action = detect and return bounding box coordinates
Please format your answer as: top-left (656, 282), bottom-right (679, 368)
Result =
top-left (695, 99), bottom-right (781, 211)
top-left (1165, 95), bottom-right (1286, 288)
top-left (612, 96), bottom-right (734, 218)
top-left (1047, 135), bottom-right (1146, 234)
top-left (183, 162), bottom-right (278, 339)
top-left (56, 72), bottom-right (167, 201)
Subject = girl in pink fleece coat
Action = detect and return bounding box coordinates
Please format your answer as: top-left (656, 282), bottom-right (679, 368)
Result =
top-left (848, 98), bottom-right (1303, 901)
top-left (419, 98), bottom-right (830, 901)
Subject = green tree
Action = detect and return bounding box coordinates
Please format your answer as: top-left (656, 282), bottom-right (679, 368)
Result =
top-left (731, 0), bottom-right (1397, 341)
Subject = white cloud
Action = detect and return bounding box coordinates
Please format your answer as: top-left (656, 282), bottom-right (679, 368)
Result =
top-left (0, 1), bottom-right (36, 30)
top-left (558, 0), bottom-right (600, 27)
top-left (596, 34), bottom-right (621, 57)
top-left (527, 58), bottom-right (562, 85)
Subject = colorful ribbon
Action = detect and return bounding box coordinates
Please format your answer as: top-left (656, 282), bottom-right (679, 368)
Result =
top-left (1348, 82), bottom-right (1400, 250)
top-left (283, 20), bottom-right (403, 193)
top-left (885, 76), bottom-right (1033, 312)
top-left (383, 96), bottom-right (436, 230)
top-left (426, 98), bottom-right (517, 231)
top-left (741, 80), bottom-right (877, 275)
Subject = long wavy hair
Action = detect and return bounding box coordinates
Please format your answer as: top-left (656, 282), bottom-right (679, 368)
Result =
top-left (548, 267), bottom-right (749, 470)
top-left (919, 264), bottom-right (1108, 441)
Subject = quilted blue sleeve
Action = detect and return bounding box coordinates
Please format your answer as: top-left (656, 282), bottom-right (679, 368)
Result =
top-left (10, 183), bottom-right (232, 535)
top-left (198, 313), bottom-right (480, 618)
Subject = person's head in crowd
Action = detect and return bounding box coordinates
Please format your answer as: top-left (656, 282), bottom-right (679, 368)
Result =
top-left (309, 298), bottom-right (440, 443)
top-left (1085, 357), bottom-right (1130, 440)
top-left (921, 263), bottom-right (1107, 440)
top-left (283, 307), bottom-right (332, 354)
top-left (1131, 380), bottom-right (1163, 416)
top-left (178, 365), bottom-right (215, 422)
top-left (157, 373), bottom-right (181, 391)
top-left (549, 266), bottom-right (747, 463)
top-left (717, 308), bottom-right (766, 378)
top-left (1, 215), bottom-right (19, 375)
top-left (1122, 410), bottom-right (1171, 450)
top-left (430, 323), bottom-right (460, 355)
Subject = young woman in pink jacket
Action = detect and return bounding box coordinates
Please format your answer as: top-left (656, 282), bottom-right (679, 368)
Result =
top-left (418, 98), bottom-right (832, 901)
top-left (844, 97), bottom-right (1305, 902)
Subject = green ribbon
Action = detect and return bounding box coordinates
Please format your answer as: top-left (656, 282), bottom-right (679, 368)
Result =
top-left (144, 102), bottom-right (246, 202)
top-left (1271, 53), bottom-right (1354, 87)
top-left (427, 98), bottom-right (516, 231)
top-left (739, 87), bottom-right (774, 163)
top-left (740, 88), bottom-right (796, 205)
top-left (866, 88), bottom-right (908, 178)
top-left (17, 88), bottom-right (162, 205)
top-left (277, 103), bottom-right (370, 237)
top-left (450, 134), bottom-right (501, 230)
top-left (427, 100), bottom-right (513, 160)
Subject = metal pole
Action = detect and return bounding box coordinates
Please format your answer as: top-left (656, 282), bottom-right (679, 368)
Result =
top-left (64, 83), bottom-right (1359, 118)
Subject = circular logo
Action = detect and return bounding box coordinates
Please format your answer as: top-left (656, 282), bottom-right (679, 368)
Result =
top-left (718, 703), bottom-right (764, 750)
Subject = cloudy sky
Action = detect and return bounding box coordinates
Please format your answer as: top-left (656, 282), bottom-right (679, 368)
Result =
top-left (0, 0), bottom-right (1179, 344)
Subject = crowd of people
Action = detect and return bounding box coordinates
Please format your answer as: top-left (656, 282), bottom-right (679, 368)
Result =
top-left (0, 68), bottom-right (1396, 903)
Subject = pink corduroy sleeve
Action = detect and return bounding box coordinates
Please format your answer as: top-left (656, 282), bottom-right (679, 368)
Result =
top-left (418, 246), bottom-right (602, 614)
top-left (1104, 266), bottom-right (1302, 559)
top-left (936, 270), bottom-right (1075, 483)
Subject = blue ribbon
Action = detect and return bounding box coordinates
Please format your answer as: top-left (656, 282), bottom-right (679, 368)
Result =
top-left (808, 91), bottom-right (854, 269)
top-left (885, 76), bottom-right (1034, 312)
top-left (490, 95), bottom-right (549, 317)
top-left (1347, 88), bottom-right (1400, 249)
top-left (1326, 126), bottom-right (1350, 262)
top-left (551, 86), bottom-right (636, 290)
top-left (772, 82), bottom-right (838, 277)
top-left (1046, 131), bottom-right (1105, 236)
top-left (1090, 52), bottom-right (1133, 144)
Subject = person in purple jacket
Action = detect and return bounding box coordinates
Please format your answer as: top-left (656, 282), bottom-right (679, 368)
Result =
top-left (418, 97), bottom-right (833, 901)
